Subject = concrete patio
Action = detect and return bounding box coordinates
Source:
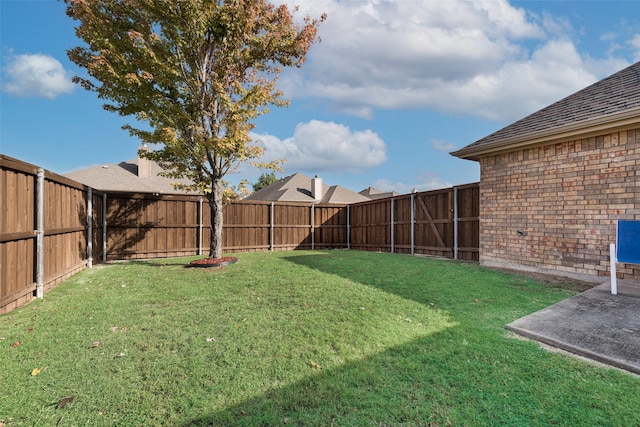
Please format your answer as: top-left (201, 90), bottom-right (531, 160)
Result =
top-left (507, 280), bottom-right (640, 375)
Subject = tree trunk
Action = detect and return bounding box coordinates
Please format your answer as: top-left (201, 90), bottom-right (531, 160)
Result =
top-left (208, 178), bottom-right (224, 259)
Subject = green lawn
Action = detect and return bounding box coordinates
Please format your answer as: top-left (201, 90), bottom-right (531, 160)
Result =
top-left (1, 250), bottom-right (638, 426)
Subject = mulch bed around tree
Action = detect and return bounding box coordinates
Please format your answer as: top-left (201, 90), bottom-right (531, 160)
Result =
top-left (187, 257), bottom-right (238, 268)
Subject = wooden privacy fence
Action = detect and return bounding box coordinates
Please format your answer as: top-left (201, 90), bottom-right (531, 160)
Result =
top-left (1, 156), bottom-right (104, 314)
top-left (104, 196), bottom-right (350, 259)
top-left (350, 183), bottom-right (479, 261)
top-left (100, 189), bottom-right (479, 259)
top-left (1, 154), bottom-right (479, 314)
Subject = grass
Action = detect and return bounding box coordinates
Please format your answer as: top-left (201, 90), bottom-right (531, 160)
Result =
top-left (1, 250), bottom-right (638, 426)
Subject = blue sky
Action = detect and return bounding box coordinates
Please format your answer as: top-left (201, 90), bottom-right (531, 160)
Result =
top-left (1, 1), bottom-right (639, 195)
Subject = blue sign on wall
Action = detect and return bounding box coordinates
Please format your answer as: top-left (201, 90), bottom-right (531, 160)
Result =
top-left (617, 220), bottom-right (640, 264)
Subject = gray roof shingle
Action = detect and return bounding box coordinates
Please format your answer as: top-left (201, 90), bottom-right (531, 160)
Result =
top-left (244, 173), bottom-right (370, 204)
top-left (452, 61), bottom-right (640, 160)
top-left (359, 186), bottom-right (399, 199)
top-left (65, 158), bottom-right (195, 194)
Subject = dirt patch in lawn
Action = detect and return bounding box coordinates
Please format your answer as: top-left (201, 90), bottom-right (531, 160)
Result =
top-left (492, 267), bottom-right (596, 293)
top-left (187, 257), bottom-right (238, 268)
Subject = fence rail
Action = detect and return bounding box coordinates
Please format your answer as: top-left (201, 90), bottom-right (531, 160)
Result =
top-left (1, 154), bottom-right (479, 314)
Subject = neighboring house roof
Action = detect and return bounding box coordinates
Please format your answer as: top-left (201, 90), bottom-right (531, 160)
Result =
top-left (359, 186), bottom-right (399, 200)
top-left (245, 173), bottom-right (371, 204)
top-left (65, 157), bottom-right (194, 194)
top-left (452, 61), bottom-right (640, 161)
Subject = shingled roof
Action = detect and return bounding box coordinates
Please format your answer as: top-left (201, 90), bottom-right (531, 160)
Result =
top-left (244, 173), bottom-right (371, 204)
top-left (452, 61), bottom-right (640, 160)
top-left (359, 186), bottom-right (399, 200)
top-left (65, 157), bottom-right (194, 194)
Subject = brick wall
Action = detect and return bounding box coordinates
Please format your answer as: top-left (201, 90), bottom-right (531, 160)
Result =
top-left (479, 128), bottom-right (640, 282)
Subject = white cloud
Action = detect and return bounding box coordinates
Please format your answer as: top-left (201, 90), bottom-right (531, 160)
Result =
top-left (373, 172), bottom-right (453, 194)
top-left (431, 139), bottom-right (456, 152)
top-left (1, 53), bottom-right (74, 99)
top-left (252, 120), bottom-right (387, 174)
top-left (432, 39), bottom-right (602, 121)
top-left (414, 172), bottom-right (454, 192)
top-left (539, 11), bottom-right (574, 38)
top-left (371, 178), bottom-right (411, 194)
top-left (281, 0), bottom-right (633, 122)
top-left (628, 34), bottom-right (640, 61)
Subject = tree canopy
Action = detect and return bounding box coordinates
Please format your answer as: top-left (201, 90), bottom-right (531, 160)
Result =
top-left (65, 0), bottom-right (324, 258)
top-left (252, 171), bottom-right (278, 192)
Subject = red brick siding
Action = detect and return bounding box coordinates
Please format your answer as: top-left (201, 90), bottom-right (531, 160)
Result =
top-left (479, 128), bottom-right (640, 281)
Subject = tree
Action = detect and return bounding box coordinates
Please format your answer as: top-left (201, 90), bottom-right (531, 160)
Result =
top-left (65, 0), bottom-right (324, 259)
top-left (223, 179), bottom-right (251, 202)
top-left (252, 171), bottom-right (278, 192)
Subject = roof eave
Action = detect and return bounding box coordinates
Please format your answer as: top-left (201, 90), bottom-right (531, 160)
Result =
top-left (451, 107), bottom-right (640, 161)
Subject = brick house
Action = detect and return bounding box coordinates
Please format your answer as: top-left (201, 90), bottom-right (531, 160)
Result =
top-left (452, 62), bottom-right (640, 283)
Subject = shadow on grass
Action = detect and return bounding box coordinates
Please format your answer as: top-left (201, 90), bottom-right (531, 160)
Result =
top-left (107, 258), bottom-right (204, 268)
top-left (281, 251), bottom-right (478, 311)
top-left (182, 334), bottom-right (466, 426)
top-left (181, 252), bottom-right (475, 425)
top-left (179, 252), bottom-right (632, 426)
top-left (281, 251), bottom-right (584, 317)
top-left (181, 328), bottom-right (625, 426)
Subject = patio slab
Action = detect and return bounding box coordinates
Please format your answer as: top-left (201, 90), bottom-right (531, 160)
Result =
top-left (506, 280), bottom-right (640, 375)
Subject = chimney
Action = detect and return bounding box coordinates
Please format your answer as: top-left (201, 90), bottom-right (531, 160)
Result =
top-left (311, 175), bottom-right (323, 202)
top-left (138, 144), bottom-right (151, 178)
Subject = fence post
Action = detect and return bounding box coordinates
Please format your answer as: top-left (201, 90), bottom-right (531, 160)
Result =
top-left (311, 204), bottom-right (315, 250)
top-left (390, 197), bottom-right (395, 253)
top-left (87, 187), bottom-right (93, 268)
top-left (35, 168), bottom-right (45, 298)
top-left (346, 205), bottom-right (350, 249)
top-left (411, 191), bottom-right (415, 256)
top-left (198, 197), bottom-right (203, 256)
top-left (453, 186), bottom-right (459, 260)
top-left (102, 193), bottom-right (107, 261)
top-left (270, 202), bottom-right (274, 252)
